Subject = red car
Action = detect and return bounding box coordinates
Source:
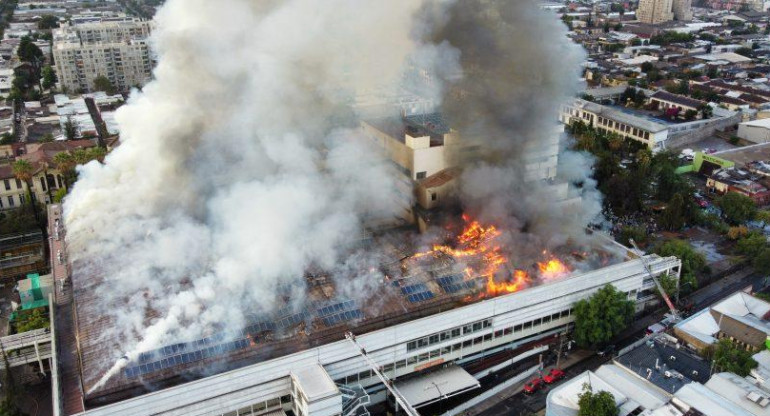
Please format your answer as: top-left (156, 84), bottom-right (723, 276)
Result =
top-left (523, 377), bottom-right (544, 394)
top-left (543, 368), bottom-right (566, 384)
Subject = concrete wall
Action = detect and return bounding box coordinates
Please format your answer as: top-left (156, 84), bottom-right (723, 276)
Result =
top-left (666, 113), bottom-right (742, 149)
top-left (738, 123), bottom-right (770, 144)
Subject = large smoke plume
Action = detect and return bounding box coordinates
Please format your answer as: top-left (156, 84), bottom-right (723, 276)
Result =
top-left (63, 0), bottom-right (596, 392)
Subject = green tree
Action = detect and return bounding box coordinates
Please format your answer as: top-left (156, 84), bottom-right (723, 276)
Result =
top-left (53, 187), bottom-right (66, 203)
top-left (756, 210), bottom-right (770, 228)
top-left (38, 133), bottom-right (54, 143)
top-left (37, 14), bottom-right (59, 29)
top-left (17, 36), bottom-right (43, 90)
top-left (87, 146), bottom-right (107, 163)
top-left (573, 285), bottom-right (634, 348)
top-left (578, 385), bottom-right (618, 416)
top-left (41, 65), bottom-right (57, 90)
top-left (754, 248), bottom-right (770, 274)
top-left (655, 240), bottom-right (705, 295)
top-left (736, 47), bottom-right (754, 58)
top-left (64, 116), bottom-right (78, 140)
top-left (712, 338), bottom-right (758, 376)
top-left (617, 225), bottom-right (648, 247)
top-left (92, 75), bottom-right (116, 95)
top-left (719, 192), bottom-right (757, 224)
top-left (737, 232), bottom-right (767, 258)
top-left (11, 159), bottom-right (43, 238)
top-left (11, 160), bottom-right (34, 209)
top-left (660, 193), bottom-right (685, 231)
top-left (53, 151), bottom-right (75, 188)
top-left (658, 273), bottom-right (679, 298)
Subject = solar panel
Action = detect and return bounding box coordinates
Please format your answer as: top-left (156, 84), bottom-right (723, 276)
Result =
top-left (436, 275), bottom-right (483, 294)
top-left (401, 283), bottom-right (428, 295)
top-left (124, 336), bottom-right (251, 378)
top-left (322, 309), bottom-right (364, 326)
top-left (316, 299), bottom-right (363, 327)
top-left (407, 291), bottom-right (434, 303)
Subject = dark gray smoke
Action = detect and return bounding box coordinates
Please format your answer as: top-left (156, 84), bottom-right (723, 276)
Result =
top-left (424, 0), bottom-right (599, 257)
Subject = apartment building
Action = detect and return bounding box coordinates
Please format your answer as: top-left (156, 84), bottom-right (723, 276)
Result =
top-left (637, 0), bottom-right (674, 25)
top-left (53, 19), bottom-right (153, 93)
top-left (636, 0), bottom-right (692, 24)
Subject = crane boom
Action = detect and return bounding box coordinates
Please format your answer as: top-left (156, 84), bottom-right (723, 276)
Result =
top-left (629, 240), bottom-right (679, 320)
top-left (345, 332), bottom-right (421, 416)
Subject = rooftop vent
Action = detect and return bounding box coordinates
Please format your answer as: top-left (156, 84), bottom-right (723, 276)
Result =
top-left (746, 391), bottom-right (770, 408)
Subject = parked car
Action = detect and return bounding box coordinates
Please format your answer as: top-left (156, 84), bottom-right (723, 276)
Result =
top-left (523, 377), bottom-right (545, 394)
top-left (543, 368), bottom-right (566, 384)
top-left (693, 194), bottom-right (709, 208)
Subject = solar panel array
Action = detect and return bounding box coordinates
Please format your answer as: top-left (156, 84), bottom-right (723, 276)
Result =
top-left (401, 283), bottom-right (434, 303)
top-left (401, 283), bottom-right (428, 295)
top-left (125, 338), bottom-right (249, 378)
top-left (436, 274), bottom-right (483, 294)
top-left (274, 310), bottom-right (312, 330)
top-left (243, 320), bottom-right (276, 335)
top-left (317, 299), bottom-right (364, 326)
top-left (125, 300), bottom-right (365, 379)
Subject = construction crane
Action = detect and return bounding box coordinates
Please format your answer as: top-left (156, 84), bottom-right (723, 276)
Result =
top-left (344, 332), bottom-right (421, 416)
top-left (629, 239), bottom-right (680, 322)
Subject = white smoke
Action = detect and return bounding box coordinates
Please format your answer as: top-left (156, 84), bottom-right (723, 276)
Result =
top-left (63, 0), bottom-right (599, 394)
top-left (65, 0), bottom-right (446, 393)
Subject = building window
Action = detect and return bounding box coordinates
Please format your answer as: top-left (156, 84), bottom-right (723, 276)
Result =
top-left (3, 180), bottom-right (9, 191)
top-left (19, 194), bottom-right (25, 204)
top-left (416, 171), bottom-right (427, 180)
top-left (7, 196), bottom-right (13, 207)
top-left (15, 179), bottom-right (21, 189)
top-left (39, 177), bottom-right (46, 191)
top-left (431, 193), bottom-right (437, 201)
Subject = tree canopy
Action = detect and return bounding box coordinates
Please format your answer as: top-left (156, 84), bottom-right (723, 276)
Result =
top-left (92, 75), bottom-right (116, 95)
top-left (573, 285), bottom-right (634, 348)
top-left (712, 338), bottom-right (758, 377)
top-left (42, 65), bottom-right (57, 90)
top-left (37, 14), bottom-right (59, 30)
top-left (11, 159), bottom-right (32, 184)
top-left (64, 116), bottom-right (78, 140)
top-left (578, 385), bottom-right (618, 416)
top-left (655, 239), bottom-right (705, 295)
top-left (719, 192), bottom-right (757, 224)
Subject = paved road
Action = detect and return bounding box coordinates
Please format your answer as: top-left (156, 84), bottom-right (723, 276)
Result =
top-left (471, 266), bottom-right (763, 416)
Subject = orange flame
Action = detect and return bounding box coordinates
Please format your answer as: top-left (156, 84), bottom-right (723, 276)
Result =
top-left (411, 217), bottom-right (535, 296)
top-left (537, 258), bottom-right (569, 280)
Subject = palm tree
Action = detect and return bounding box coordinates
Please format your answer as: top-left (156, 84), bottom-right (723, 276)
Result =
top-left (11, 159), bottom-right (42, 231)
top-left (41, 161), bottom-right (53, 204)
top-left (87, 146), bottom-right (107, 163)
top-left (12, 159), bottom-right (34, 208)
top-left (53, 151), bottom-right (75, 189)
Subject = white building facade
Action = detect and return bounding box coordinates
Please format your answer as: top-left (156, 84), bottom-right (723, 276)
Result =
top-left (560, 99), bottom-right (670, 150)
top-left (53, 19), bottom-right (153, 93)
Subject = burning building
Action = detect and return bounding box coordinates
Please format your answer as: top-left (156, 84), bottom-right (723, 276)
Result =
top-left (49, 202), bottom-right (682, 416)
